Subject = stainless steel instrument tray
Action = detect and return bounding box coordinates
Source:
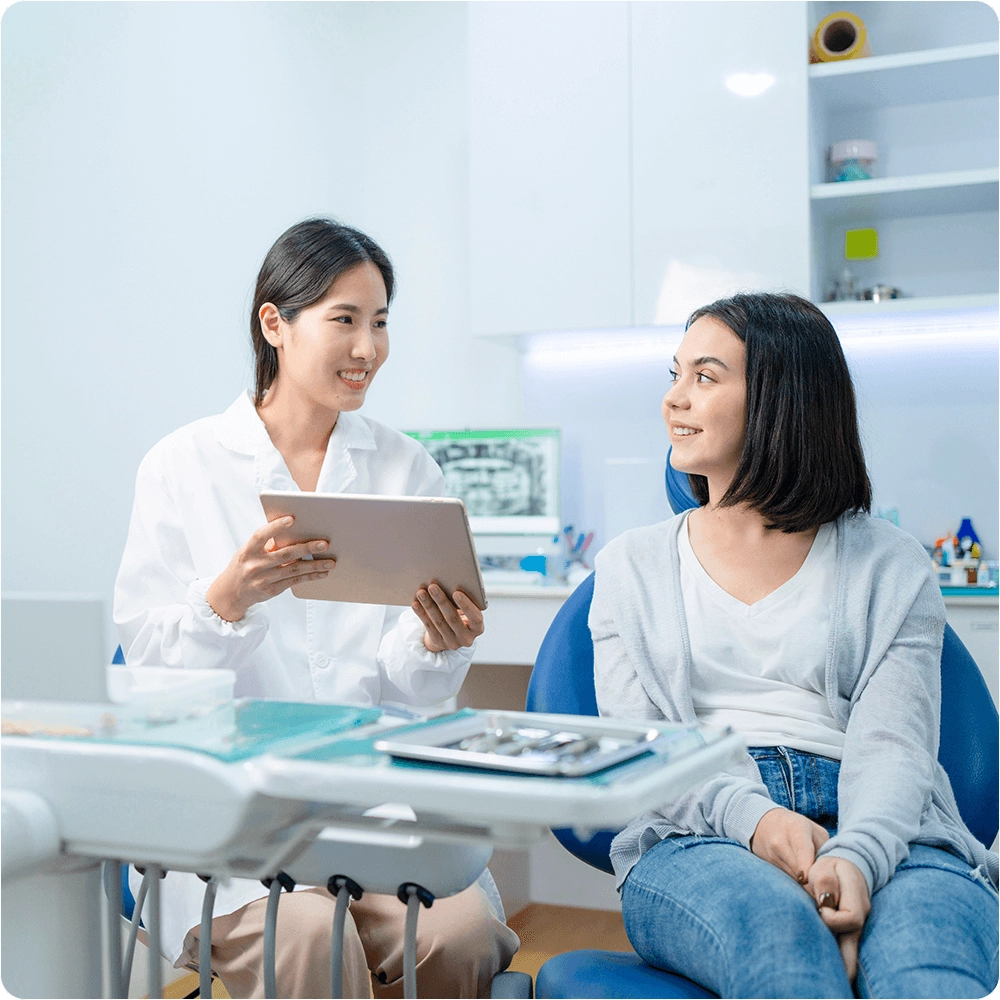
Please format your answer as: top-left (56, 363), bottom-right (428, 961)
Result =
top-left (372, 711), bottom-right (718, 777)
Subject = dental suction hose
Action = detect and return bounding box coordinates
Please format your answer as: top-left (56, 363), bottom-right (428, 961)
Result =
top-left (262, 872), bottom-right (295, 999)
top-left (398, 883), bottom-right (434, 1000)
top-left (198, 875), bottom-right (218, 999)
top-left (122, 869), bottom-right (151, 993)
top-left (146, 865), bottom-right (164, 999)
top-left (328, 875), bottom-right (364, 999)
top-left (104, 861), bottom-right (125, 999)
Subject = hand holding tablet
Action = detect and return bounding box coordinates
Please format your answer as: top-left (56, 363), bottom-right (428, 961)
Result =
top-left (257, 491), bottom-right (487, 650)
top-left (205, 518), bottom-right (336, 623)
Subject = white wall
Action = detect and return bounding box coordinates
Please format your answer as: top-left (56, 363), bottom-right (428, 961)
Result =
top-left (1, 2), bottom-right (521, 652)
top-left (521, 316), bottom-right (999, 560)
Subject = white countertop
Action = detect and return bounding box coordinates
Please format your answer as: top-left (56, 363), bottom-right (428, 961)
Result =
top-left (485, 583), bottom-right (578, 599)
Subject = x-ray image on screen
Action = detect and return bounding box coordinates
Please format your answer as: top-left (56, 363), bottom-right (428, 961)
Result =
top-left (405, 428), bottom-right (560, 534)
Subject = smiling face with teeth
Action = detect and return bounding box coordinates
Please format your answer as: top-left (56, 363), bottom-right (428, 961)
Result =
top-left (258, 261), bottom-right (389, 417)
top-left (662, 315), bottom-right (747, 501)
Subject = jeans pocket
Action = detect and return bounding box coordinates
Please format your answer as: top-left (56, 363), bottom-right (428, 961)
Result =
top-left (752, 756), bottom-right (793, 810)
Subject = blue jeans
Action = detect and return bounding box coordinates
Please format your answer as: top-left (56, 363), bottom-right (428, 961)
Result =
top-left (621, 747), bottom-right (999, 999)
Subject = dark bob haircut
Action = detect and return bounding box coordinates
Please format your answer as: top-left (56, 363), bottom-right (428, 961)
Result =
top-left (684, 291), bottom-right (871, 533)
top-left (250, 218), bottom-right (394, 404)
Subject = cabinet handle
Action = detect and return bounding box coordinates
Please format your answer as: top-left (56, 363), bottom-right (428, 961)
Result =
top-left (970, 622), bottom-right (998, 631)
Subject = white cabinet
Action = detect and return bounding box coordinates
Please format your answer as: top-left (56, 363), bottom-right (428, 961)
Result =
top-left (468, 2), bottom-right (631, 336)
top-left (946, 598), bottom-right (1000, 707)
top-left (630, 2), bottom-right (812, 324)
top-left (468, 1), bottom-right (812, 337)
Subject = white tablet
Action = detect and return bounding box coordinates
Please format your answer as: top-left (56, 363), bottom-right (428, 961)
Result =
top-left (259, 491), bottom-right (487, 610)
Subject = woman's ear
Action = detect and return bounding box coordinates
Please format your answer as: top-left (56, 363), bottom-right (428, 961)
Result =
top-left (259, 303), bottom-right (283, 348)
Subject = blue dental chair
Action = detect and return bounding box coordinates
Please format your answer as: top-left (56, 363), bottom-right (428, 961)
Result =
top-left (526, 453), bottom-right (999, 999)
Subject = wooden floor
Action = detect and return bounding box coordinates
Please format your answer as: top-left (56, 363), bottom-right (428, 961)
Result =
top-left (505, 903), bottom-right (634, 979)
top-left (162, 903), bottom-right (631, 997)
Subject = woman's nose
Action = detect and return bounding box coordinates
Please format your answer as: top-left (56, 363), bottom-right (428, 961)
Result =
top-left (664, 383), bottom-right (686, 408)
top-left (351, 331), bottom-right (377, 361)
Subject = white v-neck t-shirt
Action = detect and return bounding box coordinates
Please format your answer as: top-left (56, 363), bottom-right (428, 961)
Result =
top-left (678, 512), bottom-right (845, 759)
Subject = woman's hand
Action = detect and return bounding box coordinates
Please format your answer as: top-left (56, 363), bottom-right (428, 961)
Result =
top-left (206, 517), bottom-right (334, 622)
top-left (807, 856), bottom-right (870, 982)
top-left (750, 807), bottom-right (830, 884)
top-left (412, 583), bottom-right (484, 653)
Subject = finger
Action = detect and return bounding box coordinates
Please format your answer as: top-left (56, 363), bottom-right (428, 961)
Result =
top-left (784, 824), bottom-right (819, 885)
top-left (818, 904), bottom-right (865, 935)
top-left (253, 516), bottom-right (293, 546)
top-left (808, 865), bottom-right (840, 910)
top-left (428, 584), bottom-right (468, 636)
top-left (259, 571), bottom-right (328, 597)
top-left (268, 558), bottom-right (335, 584)
top-left (811, 822), bottom-right (831, 852)
top-left (412, 600), bottom-right (445, 652)
top-left (452, 590), bottom-right (485, 634)
top-left (838, 930), bottom-right (861, 982)
top-left (415, 589), bottom-right (458, 650)
top-left (267, 538), bottom-right (329, 565)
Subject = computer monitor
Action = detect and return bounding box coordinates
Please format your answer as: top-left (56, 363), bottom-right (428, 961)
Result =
top-left (406, 428), bottom-right (560, 535)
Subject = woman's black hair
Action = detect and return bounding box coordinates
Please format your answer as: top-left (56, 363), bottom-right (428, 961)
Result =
top-left (684, 291), bottom-right (871, 533)
top-left (250, 218), bottom-right (394, 404)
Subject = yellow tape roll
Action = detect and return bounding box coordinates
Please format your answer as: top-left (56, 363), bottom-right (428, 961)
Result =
top-left (810, 11), bottom-right (871, 63)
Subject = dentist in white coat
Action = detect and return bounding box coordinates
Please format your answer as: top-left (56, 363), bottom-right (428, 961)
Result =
top-left (114, 218), bottom-right (518, 999)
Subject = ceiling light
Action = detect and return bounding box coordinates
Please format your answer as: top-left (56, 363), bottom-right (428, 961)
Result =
top-left (724, 72), bottom-right (776, 97)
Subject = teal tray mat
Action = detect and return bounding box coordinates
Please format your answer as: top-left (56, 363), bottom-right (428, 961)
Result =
top-left (295, 709), bottom-right (711, 785)
top-left (941, 586), bottom-right (998, 598)
top-left (16, 700), bottom-right (381, 763)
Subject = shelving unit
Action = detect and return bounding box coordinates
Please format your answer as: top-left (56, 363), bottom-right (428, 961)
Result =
top-left (819, 292), bottom-right (998, 319)
top-left (811, 167), bottom-right (999, 223)
top-left (809, 41), bottom-right (999, 108)
top-left (808, 3), bottom-right (999, 305)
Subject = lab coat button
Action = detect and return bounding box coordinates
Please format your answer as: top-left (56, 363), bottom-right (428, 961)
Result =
top-left (313, 652), bottom-right (330, 668)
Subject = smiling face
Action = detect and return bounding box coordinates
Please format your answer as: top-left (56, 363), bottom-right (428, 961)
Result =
top-left (259, 261), bottom-right (389, 414)
top-left (662, 315), bottom-right (747, 497)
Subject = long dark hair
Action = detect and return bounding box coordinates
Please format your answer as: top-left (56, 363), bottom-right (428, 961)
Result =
top-left (250, 218), bottom-right (394, 404)
top-left (685, 292), bottom-right (871, 533)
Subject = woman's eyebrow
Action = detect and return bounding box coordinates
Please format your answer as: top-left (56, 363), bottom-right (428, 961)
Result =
top-left (673, 355), bottom-right (730, 370)
top-left (326, 304), bottom-right (389, 316)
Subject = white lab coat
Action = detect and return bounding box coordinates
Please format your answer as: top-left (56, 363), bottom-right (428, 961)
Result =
top-left (114, 391), bottom-right (477, 964)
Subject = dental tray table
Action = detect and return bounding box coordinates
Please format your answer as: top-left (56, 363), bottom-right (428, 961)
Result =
top-left (2, 697), bottom-right (743, 1000)
top-left (3, 700), bottom-right (744, 867)
top-left (372, 710), bottom-right (714, 776)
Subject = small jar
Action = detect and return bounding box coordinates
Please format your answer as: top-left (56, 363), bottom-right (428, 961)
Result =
top-left (829, 140), bottom-right (876, 182)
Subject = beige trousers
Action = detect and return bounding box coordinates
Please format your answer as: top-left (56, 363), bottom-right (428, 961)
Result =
top-left (183, 882), bottom-right (520, 999)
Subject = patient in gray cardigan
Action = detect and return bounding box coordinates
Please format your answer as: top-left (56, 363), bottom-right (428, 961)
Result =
top-left (591, 292), bottom-right (997, 999)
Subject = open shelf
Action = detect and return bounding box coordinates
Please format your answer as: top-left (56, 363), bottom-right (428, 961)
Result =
top-left (811, 167), bottom-right (999, 223)
top-left (819, 293), bottom-right (999, 318)
top-left (810, 42), bottom-right (999, 109)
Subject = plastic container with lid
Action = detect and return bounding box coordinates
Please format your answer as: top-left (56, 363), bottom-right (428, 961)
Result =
top-left (829, 140), bottom-right (876, 182)
top-left (1, 667), bottom-right (237, 741)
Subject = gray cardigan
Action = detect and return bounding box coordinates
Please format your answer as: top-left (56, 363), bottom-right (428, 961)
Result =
top-left (590, 512), bottom-right (998, 895)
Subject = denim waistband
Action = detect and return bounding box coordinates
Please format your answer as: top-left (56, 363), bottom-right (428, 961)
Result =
top-left (747, 746), bottom-right (840, 834)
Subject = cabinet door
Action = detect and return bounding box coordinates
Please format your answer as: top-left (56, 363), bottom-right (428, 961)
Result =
top-left (468, 2), bottom-right (631, 336)
top-left (631, 1), bottom-right (811, 325)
